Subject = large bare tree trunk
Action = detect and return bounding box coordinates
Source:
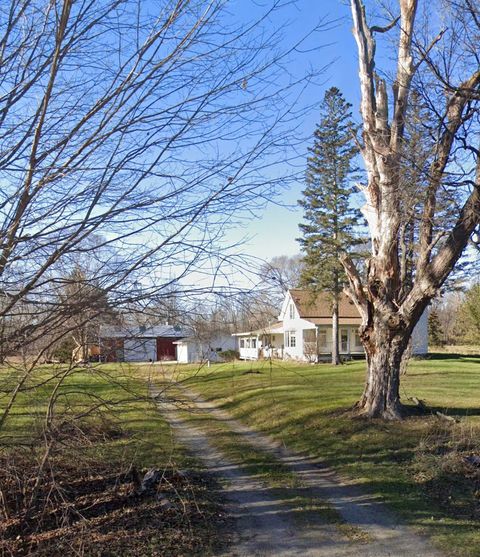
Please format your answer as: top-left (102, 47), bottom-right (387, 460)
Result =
top-left (357, 315), bottom-right (412, 418)
top-left (344, 0), bottom-right (480, 419)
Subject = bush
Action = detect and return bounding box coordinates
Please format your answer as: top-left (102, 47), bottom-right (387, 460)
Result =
top-left (51, 337), bottom-right (76, 363)
top-left (220, 350), bottom-right (239, 362)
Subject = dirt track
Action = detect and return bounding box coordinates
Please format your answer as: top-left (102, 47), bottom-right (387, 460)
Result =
top-left (152, 381), bottom-right (444, 557)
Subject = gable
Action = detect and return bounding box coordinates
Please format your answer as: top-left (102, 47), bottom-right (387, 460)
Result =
top-left (278, 290), bottom-right (297, 321)
top-left (287, 289), bottom-right (362, 325)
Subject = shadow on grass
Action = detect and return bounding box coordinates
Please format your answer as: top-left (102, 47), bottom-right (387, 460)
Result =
top-left (416, 405), bottom-right (480, 417)
top-left (423, 353), bottom-right (480, 361)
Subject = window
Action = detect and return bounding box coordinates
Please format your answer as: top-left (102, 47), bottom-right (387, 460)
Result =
top-left (240, 339), bottom-right (245, 348)
top-left (354, 331), bottom-right (362, 348)
top-left (246, 338), bottom-right (251, 348)
top-left (318, 329), bottom-right (327, 347)
top-left (303, 329), bottom-right (316, 343)
top-left (289, 303), bottom-right (295, 319)
top-left (285, 330), bottom-right (296, 348)
top-left (340, 329), bottom-right (348, 353)
top-left (251, 338), bottom-right (257, 348)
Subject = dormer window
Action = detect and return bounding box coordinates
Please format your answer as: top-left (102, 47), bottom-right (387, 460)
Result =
top-left (289, 303), bottom-right (295, 319)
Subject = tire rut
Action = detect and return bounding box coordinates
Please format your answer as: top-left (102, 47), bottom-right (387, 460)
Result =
top-left (151, 381), bottom-right (444, 557)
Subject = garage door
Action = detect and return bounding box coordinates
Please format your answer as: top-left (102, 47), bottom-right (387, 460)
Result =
top-left (124, 338), bottom-right (156, 362)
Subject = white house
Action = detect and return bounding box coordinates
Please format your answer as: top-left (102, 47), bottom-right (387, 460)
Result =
top-left (234, 289), bottom-right (428, 362)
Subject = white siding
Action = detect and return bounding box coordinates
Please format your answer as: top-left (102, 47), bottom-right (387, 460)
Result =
top-left (178, 334), bottom-right (238, 363)
top-left (124, 338), bottom-right (156, 362)
top-left (412, 309), bottom-right (428, 355)
top-left (238, 336), bottom-right (259, 360)
top-left (210, 334), bottom-right (237, 354)
top-left (279, 292), bottom-right (315, 360)
top-left (284, 328), bottom-right (302, 360)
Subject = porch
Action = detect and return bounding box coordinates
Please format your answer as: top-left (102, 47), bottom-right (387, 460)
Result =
top-left (234, 324), bottom-right (285, 360)
top-left (307, 326), bottom-right (364, 357)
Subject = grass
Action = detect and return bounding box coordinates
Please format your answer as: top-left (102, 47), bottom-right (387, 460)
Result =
top-left (4, 356), bottom-right (478, 554)
top-left (0, 362), bottom-right (228, 556)
top-left (167, 354), bottom-right (480, 556)
top-left (1, 363), bottom-right (185, 468)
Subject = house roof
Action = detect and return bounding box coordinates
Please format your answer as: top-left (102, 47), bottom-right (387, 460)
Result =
top-left (289, 289), bottom-right (362, 325)
top-left (99, 324), bottom-right (190, 339)
top-left (232, 322), bottom-right (284, 337)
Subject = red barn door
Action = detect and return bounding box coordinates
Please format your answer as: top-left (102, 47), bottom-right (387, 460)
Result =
top-left (156, 337), bottom-right (176, 360)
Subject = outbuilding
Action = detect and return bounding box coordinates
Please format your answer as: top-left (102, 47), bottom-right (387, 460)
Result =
top-left (99, 325), bottom-right (189, 362)
top-left (174, 333), bottom-right (237, 364)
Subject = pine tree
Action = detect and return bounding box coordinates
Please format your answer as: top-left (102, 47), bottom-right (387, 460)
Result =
top-left (297, 87), bottom-right (362, 365)
top-left (455, 283), bottom-right (480, 345)
top-left (428, 309), bottom-right (445, 347)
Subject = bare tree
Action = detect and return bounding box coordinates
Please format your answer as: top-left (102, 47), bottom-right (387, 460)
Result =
top-left (0, 0), bottom-right (326, 431)
top-left (58, 265), bottom-right (118, 362)
top-left (344, 0), bottom-right (480, 418)
top-left (259, 254), bottom-right (304, 307)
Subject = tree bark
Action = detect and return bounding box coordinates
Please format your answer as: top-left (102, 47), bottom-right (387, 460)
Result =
top-left (400, 338), bottom-right (412, 376)
top-left (357, 311), bottom-right (413, 419)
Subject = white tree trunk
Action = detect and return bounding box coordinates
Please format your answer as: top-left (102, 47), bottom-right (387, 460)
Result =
top-left (346, 0), bottom-right (480, 418)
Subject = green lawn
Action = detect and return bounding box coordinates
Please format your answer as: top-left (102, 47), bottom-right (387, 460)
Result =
top-left (3, 356), bottom-right (479, 555)
top-left (1, 364), bottom-right (179, 463)
top-left (172, 355), bottom-right (480, 556)
top-left (0, 363), bottom-right (226, 556)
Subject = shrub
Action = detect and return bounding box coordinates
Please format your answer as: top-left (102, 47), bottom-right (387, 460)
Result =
top-left (221, 350), bottom-right (239, 362)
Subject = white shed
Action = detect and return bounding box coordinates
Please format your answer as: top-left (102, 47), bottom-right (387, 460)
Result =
top-left (174, 334), bottom-right (236, 364)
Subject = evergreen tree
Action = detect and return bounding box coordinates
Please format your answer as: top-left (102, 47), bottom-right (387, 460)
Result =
top-left (297, 87), bottom-right (362, 365)
top-left (428, 309), bottom-right (445, 347)
top-left (455, 283), bottom-right (480, 345)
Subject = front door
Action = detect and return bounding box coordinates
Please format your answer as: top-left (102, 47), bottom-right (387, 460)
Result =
top-left (340, 329), bottom-right (349, 353)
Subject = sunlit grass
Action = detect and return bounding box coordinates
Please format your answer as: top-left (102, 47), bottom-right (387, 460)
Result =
top-left (174, 354), bottom-right (480, 556)
top-left (0, 361), bottom-right (186, 470)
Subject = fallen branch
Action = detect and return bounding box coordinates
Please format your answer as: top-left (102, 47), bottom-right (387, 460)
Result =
top-left (435, 411), bottom-right (459, 423)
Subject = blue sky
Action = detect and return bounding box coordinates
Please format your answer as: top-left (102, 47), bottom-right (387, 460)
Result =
top-left (225, 1), bottom-right (361, 261)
